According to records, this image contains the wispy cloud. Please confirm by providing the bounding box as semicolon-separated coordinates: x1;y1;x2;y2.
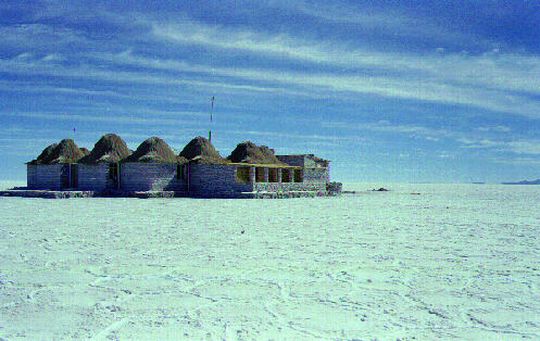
152;18;540;91
322;120;449;142
225;129;364;143
324;119;540;161
2;18;540;119
0;23;88;50
149;20;540;117
0;53;308;98
490;156;540;166
84;49;540;119
504;140;540;155
459;137;540;155
1;111;202;127
265;0;487;48
477;125;511;133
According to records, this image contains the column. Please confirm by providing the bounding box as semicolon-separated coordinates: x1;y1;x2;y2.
249;166;256;183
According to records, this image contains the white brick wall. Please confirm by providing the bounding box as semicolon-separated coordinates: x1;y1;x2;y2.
78;164;112;191
26;164;64;190
121;163;186;191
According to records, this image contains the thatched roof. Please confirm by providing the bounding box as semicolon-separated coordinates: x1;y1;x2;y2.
29;139;87;164
179;136;228;164
228;141;285;165
123;137;179;163
79;133;132;164
310;154;330;167
32;143;58;164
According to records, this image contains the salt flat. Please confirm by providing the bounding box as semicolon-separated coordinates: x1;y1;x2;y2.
0;183;539;340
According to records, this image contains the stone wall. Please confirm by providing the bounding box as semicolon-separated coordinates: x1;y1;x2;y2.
26;164;64;190
78;164;113;191
276;155;305;167
277;154;329;169
189;164;328;197
304;167;329;184
251;166;328;195
188;164;253;198
120;163;186;192
26;161;333;197
27;164;37;189
253;181;326;194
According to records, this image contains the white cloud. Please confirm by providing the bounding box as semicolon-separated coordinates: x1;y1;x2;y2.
151;19;540;93
459;137;540;155
0;55;304;97
505;140;540;155
42;54;65;62
15;52;33;60
2;17;540;119
476;125;511;133
267;0;489;48
82;50;540;119
225;129;363;143
322;120;449;142
458;138;500;149
149;20;540;117
0;111;202;127
490;156;540;165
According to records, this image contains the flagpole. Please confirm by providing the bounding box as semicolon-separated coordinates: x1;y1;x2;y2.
209;96;214;142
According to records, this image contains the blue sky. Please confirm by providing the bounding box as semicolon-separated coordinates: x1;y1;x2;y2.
1;0;539;182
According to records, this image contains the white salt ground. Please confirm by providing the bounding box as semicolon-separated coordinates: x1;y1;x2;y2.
0;182;539;340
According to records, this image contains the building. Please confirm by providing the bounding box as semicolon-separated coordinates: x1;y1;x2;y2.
120;137;187;192
27;139;88;190
24;134;340;198
77;133;132;191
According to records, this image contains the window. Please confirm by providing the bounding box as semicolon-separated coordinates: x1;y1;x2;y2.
268;168;278;182
281;169;291;182
294;169;303;182
236;166;250;183
255;167;265;182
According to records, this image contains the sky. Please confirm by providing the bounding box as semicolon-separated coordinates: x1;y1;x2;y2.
1;0;539;183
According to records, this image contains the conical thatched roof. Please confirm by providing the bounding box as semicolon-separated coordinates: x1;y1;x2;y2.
123;137;179;163
179;136;227;164
32;143;58;164
228;141;284;165
79;133;132;164
29;139;87;164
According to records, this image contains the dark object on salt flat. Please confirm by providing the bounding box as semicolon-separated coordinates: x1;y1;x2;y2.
79;133;132;163
327;182;343;196
373;187;389;192
29;139;87;164
179;136;227;164
228;141;285;165
502;179;540;185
